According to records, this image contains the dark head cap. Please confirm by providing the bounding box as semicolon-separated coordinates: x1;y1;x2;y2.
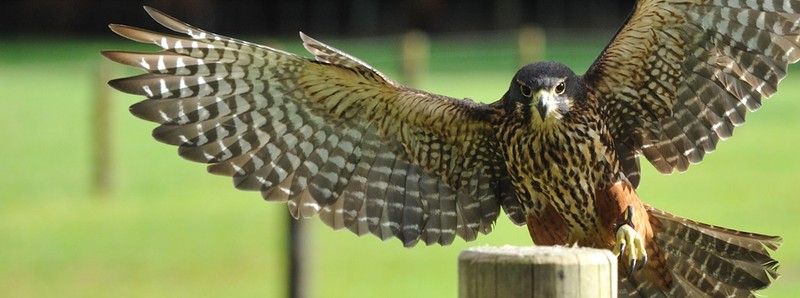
506;61;586;122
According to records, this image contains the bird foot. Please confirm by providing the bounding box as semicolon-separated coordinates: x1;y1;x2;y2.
612;206;647;277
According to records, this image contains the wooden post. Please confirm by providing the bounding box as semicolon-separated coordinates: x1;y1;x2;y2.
93;60;115;197
459;246;617;298
518;25;546;67
288;216;310;298
401;30;429;88
261;37;312;298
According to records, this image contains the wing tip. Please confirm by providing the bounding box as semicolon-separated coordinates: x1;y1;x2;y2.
107;24;132;38
106;77;130;93
143;6;190;34
99;50;115;61
107;76;152;97
128;101;162;123
142;5;158;16
99;50;133;66
299;31;323;58
142;6;168;24
298;31;318;46
106;24;157;44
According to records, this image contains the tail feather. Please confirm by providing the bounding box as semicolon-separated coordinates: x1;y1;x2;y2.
649;207;782;253
655;221;778;288
631;205;781;297
660;241;761;297
657;220;780;269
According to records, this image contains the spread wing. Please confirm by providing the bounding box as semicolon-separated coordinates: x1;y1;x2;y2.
102;7;524;247
585;0;800;187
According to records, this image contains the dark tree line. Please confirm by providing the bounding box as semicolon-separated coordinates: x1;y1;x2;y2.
0;0;632;36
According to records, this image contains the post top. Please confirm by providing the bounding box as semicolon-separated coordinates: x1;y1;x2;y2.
458;245;618;297
459;245;616;265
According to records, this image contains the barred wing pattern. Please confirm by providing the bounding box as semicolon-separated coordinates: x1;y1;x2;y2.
102;7;524;247
585;0;800;187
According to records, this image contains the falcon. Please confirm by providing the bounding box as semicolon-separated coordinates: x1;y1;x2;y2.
103;2;797;296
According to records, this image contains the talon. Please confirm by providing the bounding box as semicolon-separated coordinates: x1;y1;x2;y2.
616;240;626;258
639;255;648;271
628;258;636;278
613;205;648;275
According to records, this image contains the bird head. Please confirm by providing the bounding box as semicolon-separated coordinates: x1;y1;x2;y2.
505;61;586;125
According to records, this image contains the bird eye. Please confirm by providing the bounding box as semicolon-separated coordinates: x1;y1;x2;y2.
520;85;532;97
554;82;566;95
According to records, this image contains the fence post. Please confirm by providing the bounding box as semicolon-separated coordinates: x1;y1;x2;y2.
93;60;115;197
518;25;546;67
459;246;617;298
401;30;429;88
288;217;310;298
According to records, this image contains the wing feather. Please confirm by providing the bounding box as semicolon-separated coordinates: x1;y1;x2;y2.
103;7;523;246
586;0;800;184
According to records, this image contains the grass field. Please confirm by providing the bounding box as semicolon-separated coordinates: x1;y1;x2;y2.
1;33;799;297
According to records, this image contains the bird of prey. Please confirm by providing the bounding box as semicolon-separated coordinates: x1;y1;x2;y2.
103;2;798;296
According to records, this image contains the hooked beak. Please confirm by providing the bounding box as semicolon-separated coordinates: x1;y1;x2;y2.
534;90;552;121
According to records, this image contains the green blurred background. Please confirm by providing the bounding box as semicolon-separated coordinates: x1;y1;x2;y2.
2;15;800;298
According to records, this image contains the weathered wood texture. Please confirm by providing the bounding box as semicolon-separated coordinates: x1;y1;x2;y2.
459;246;617;298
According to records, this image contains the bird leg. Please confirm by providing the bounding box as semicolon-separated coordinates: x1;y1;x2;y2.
612;205;648;277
